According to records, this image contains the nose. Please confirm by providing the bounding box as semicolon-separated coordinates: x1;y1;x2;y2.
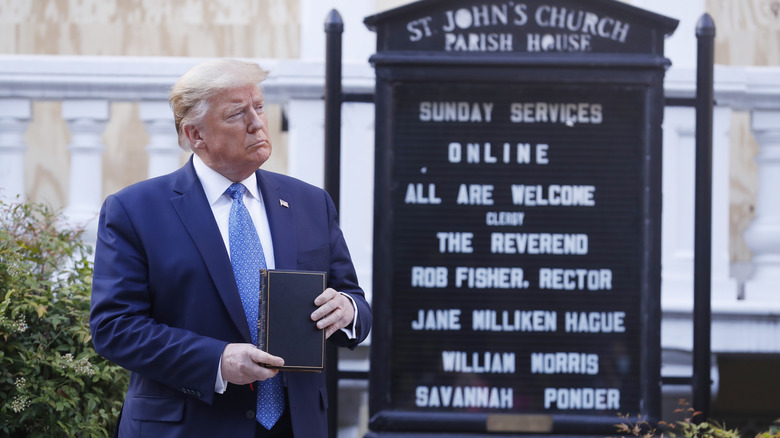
247;107;264;133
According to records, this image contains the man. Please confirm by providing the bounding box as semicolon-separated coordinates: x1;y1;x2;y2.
90;59;371;438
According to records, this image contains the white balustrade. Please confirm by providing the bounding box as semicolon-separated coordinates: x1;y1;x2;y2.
1;54;780;438
61;99;109;245
339;102;376;305
140;100;181;178
661;104;737;315
744;109;780;301
286;98;326;187
0;98;31;202
0;55;778;337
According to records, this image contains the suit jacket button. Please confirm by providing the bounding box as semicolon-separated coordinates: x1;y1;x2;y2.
246;410;255;419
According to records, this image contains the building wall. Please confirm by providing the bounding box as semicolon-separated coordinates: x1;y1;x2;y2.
2;0;778;432
706;0;780;264
0;0;299;58
0;0;776;271
1;0;299;208
709;0;780;66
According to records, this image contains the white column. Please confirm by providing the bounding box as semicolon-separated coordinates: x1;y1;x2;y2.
744;109;780;301
286;98;376;303
661;105;737;313
711;106;739;304
661;106;696;312
140;100;180;178
62;99;109;246
0;98;32;201
340;102;375;304
286;99;325;187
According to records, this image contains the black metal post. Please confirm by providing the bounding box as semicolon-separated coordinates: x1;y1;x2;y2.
324;9;343;438
693;13;715;419
325;9;343;211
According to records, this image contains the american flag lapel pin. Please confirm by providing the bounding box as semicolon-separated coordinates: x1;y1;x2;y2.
279;199;289;208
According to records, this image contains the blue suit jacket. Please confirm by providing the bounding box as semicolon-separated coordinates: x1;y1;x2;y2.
90;158;371;438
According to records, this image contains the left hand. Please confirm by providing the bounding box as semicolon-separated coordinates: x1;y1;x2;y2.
311;287;354;338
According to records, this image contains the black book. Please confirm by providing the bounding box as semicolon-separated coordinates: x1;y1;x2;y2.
258;269;326;372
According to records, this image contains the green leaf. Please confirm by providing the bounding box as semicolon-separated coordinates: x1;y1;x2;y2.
0;199;129;436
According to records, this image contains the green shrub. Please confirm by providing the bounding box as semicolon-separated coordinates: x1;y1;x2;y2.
614;399;780;438
0;199;128;437
659;400;740;438
756;421;780;438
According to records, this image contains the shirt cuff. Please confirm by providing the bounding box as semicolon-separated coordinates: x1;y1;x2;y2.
215;356;228;394
338;292;359;340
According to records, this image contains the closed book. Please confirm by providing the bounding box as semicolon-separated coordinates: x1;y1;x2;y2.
258;269;326;372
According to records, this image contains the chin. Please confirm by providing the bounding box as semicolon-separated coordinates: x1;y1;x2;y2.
252;150;272;168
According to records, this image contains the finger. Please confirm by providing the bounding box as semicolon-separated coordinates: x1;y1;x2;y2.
310;303;331;322
316;310;341;331
313;287;337;307
249;348;285;368
317;307;353;337
311;290;339;321
222;344;280;384
316;296;348;326
324;319;348;338
246;350;283;381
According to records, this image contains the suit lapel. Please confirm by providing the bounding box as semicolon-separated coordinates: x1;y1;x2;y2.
256;170;297;270
170;159;253;342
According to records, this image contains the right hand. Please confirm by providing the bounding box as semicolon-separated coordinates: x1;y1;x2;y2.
220;343;284;385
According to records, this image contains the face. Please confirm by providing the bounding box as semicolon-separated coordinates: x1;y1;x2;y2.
187;84;272;182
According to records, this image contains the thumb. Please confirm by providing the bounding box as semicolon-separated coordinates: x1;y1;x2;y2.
251;349;285;368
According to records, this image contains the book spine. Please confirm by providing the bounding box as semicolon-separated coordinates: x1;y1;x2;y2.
258;268;268;351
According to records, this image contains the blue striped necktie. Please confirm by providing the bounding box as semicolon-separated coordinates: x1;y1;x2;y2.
225;182;285;429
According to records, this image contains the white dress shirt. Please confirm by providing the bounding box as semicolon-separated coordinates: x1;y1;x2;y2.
194;155;276;270
192;155;357;394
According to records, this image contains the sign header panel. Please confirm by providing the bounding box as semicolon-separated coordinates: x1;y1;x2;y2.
365;0;678;55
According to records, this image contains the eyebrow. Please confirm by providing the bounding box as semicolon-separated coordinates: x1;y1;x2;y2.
223;97;265;114
223;102;245;114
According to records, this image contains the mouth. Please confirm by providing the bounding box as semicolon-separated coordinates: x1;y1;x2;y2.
248;140;268;149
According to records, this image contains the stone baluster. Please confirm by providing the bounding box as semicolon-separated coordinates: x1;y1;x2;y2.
744;109;780;301
0;98;32;201
661;105;737;311
287;99;325;187
140;100;181;178
340;102;375;304
62;99;109;246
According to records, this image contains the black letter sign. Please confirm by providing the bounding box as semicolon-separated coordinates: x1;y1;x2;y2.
366;0;677;435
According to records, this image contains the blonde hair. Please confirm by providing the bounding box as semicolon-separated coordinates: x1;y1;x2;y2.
169;59;269;151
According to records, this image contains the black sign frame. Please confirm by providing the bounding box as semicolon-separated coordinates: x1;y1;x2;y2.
366;1;677;435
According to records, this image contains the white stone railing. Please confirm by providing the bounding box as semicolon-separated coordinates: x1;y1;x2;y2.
663;66;780;311
0;54;377;303
655;66;780;363
1;55;779;355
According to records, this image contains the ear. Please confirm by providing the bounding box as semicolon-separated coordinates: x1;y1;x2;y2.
183;124;206;150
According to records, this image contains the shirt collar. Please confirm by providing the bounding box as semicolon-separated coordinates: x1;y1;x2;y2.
192;154;261;205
